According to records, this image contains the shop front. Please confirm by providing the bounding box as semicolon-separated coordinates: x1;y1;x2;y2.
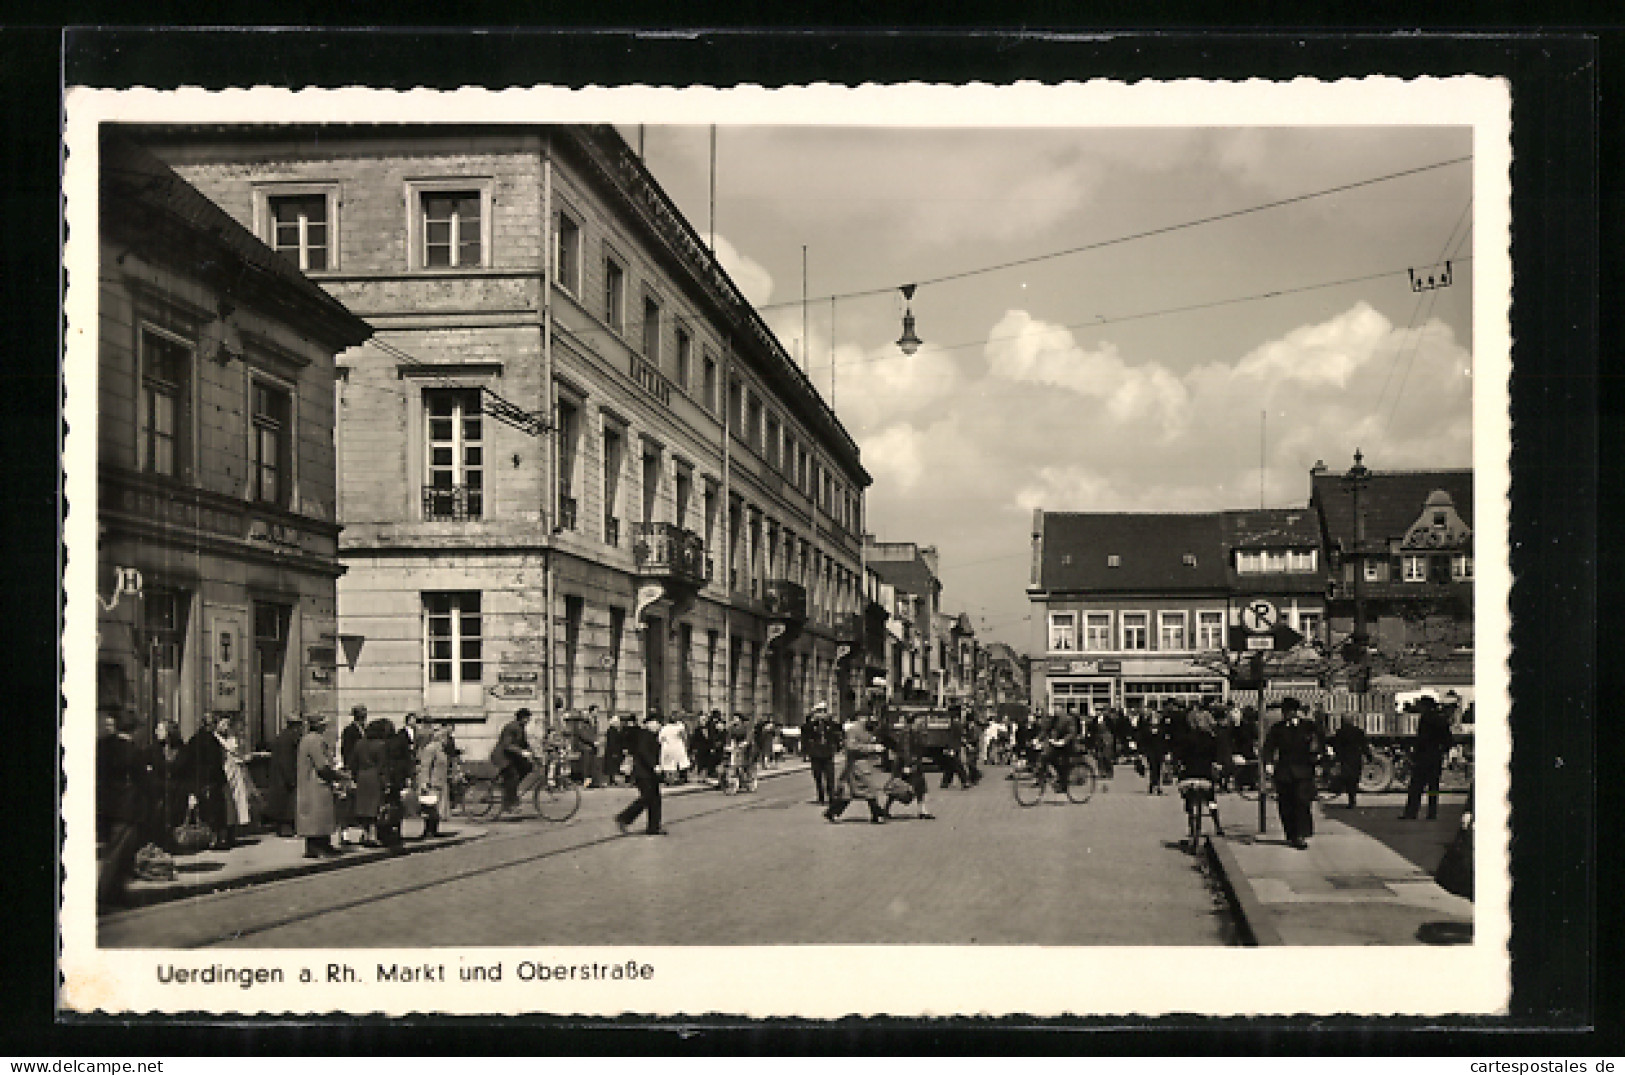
1041;656;1225;715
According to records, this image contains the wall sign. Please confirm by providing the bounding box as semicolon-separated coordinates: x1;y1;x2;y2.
205;605;247;713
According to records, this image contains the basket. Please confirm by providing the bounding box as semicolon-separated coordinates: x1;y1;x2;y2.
171;796;213;854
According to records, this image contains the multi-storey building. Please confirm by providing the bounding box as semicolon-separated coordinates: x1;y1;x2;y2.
1310;460;1473;685
1220;507;1329;687
96;136;373;749
982;642;1029;708
866;539;943;698
147;124;869;754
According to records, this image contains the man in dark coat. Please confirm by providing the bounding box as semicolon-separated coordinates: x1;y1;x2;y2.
1261;697;1323;849
802;701;842;804
97;707;147;906
615;714;666;835
186;713;229;845
1401;696;1455;820
491;708;534;814
1330;714;1372;808
884;709;935;819
602;711;625;787
264;716;304;837
1039;707;1080;794
340;705;368;774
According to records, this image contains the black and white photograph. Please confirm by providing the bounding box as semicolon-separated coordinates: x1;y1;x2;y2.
62;78;1512;1017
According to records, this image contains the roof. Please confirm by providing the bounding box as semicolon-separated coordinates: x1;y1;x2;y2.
1221;508;1321;548
1311;469;1473;548
1038;513;1229;593
985;642;1022;664
101;135;370;349
868;556;939;598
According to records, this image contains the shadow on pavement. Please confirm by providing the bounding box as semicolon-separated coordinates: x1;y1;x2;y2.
1416;920;1474;945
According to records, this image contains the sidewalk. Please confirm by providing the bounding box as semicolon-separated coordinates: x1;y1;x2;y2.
110;758;812;911
1207;791;1473;945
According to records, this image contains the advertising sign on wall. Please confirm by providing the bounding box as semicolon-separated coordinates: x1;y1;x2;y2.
205;604;247;712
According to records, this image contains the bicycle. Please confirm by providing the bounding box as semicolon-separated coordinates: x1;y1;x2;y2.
461;749;582;822
717;742;759;795
1011;748;1096;807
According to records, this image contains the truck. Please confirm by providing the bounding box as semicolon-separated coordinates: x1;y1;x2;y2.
875;700;965;772
1341;687;1474;793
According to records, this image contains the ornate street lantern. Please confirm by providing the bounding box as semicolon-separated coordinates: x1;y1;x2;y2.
896;283;922;356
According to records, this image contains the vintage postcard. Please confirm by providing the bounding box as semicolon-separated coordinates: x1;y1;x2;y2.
62;77;1511;1017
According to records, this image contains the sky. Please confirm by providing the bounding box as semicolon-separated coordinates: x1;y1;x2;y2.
627;125;1477;655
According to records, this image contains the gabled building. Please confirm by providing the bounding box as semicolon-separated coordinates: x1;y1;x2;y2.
1219;507;1328;685
865;538;943;699
96;136;373;749
982;642;1029;708
1310;462;1473;684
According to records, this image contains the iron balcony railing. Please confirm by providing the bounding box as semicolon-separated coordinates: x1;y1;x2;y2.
423;483;482;521
631;522;706;586
763;579;808;624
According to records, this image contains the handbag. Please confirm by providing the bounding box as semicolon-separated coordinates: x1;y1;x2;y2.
400;785;421;819
883;775;915;805
171;795;213;854
134;843;175;881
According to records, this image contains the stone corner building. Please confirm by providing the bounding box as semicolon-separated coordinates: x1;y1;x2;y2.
97;134;373;749
146;124;870;755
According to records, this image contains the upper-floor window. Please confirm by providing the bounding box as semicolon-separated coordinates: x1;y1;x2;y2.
419;190;483;269
702;352;718;414
1263;550;1288;573
1236;550;1262;573
1363;558;1384;582
554;210;580;294
1084;612;1112;651
1402;554;1428;583
675;466;692;531
268;194;330;272
604;257;626;333
424;388;483;520
251;380;292;508
1452;553;1474;580
1197;610;1225;650
1290;549;1317;571
139;327;192;480
1158;611;1187;651
641;446;661;527
1121;612;1149;651
675;327;692;392
1296;611;1322;643
746;392;763;453
1048;612;1076;652
641;295;662;363
602;423;625;545
555;396;580;529
765;414;780;469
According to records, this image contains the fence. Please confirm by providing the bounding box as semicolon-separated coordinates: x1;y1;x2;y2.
1227;688;1470;738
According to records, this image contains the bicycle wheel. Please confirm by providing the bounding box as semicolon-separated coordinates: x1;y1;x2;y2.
533;777;581;822
1358;753;1395;794
463;778;501;819
1012;763;1047;808
1064;759;1096;804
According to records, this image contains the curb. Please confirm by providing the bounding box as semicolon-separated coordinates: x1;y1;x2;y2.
1204;835;1284;947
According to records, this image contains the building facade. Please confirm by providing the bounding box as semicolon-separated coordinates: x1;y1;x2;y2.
149;125;869;755
97;136;373;749
865;539;944;700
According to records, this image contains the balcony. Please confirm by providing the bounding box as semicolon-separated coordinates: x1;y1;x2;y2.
556;494;578;532
834;611;864;645
631;522;706;588
763;579;808;626
423;483;482;522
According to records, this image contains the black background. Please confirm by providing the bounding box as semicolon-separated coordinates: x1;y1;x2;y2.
3;19;1611;1055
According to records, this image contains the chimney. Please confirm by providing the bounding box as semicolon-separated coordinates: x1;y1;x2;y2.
1030;508;1044;588
919;545;940;578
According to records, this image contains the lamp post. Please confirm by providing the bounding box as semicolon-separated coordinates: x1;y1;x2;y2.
1341;449;1373;688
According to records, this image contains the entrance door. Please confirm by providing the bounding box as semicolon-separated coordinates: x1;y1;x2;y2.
768;645;788;723
643;615;666;717
251;604;289;751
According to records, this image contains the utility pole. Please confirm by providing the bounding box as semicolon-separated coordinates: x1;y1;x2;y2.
1343;449;1372;691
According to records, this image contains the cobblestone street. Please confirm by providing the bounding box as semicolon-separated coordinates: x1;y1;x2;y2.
100;768;1232;948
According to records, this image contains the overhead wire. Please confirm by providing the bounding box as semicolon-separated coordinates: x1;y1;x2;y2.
1378;197;1474;430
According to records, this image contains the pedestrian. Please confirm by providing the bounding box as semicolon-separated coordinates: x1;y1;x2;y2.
491;708;535;815
575;705;603;788
825;711;888;824
145;719;187;849
296;712;342;859
185;713;231;849
802;701;841;805
1174;707;1224;842
1329;713;1372;808
658;711;691;784
1261;697;1323;849
602;707;624;787
937;708;976;790
1401;696;1454;820
1212;708;1236;793
97;705;147;906
263;716;304;838
755;716;777;769
1139;711;1168;794
1094;713;1116;778
417;725;450;838
883;708;934;820
615;713;667;836
381;718;416;844
352;717;394;845
218;717;254;848
340;704;368;775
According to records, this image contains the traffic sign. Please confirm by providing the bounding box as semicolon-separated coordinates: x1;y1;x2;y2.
1240;599;1279;634
1245;635;1275;651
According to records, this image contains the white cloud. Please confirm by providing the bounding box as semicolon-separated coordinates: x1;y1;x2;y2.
860;424;929;492
712;234;774;307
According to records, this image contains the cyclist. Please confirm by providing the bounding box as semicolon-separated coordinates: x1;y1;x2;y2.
1037;706;1080;795
1175;707;1224;842
490;708;535;815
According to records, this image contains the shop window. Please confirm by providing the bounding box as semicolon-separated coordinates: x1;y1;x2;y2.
423;388;483;520
424;591;482;706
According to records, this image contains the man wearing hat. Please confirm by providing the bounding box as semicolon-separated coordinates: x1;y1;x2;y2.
264;714;305;837
1401;695;1454;820
803;701;842;805
492;708;535;815
615;713;667;835
1261;697;1323;849
296;713;342;859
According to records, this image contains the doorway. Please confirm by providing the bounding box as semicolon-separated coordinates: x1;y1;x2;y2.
251;603;289;751
643;615;666;717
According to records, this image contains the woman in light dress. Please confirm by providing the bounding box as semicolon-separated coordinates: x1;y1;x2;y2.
218;716;255;847
657;714;691;784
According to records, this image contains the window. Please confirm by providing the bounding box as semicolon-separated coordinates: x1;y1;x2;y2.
423;389;483;520
139;328;190;479
1403;554;1428;583
728;378;743;431
1048;612;1077;652
675;467;692;531
1182;553;1197;567
641;446;661;526
1236;550;1262;573
1084;612;1112;651
1106;554;1121;569
1363;558;1383;582
555;397;580;529
420;190;482;268
1121;612;1149;650
766;414;780;469
1452;553;1474;580
554;211;580;294
1432;510;1447;527
702;353;717;413
1197;610;1225;650
562;595;583;708
641;295;662;363
603;425;625;545
704;485;718;560
746;392;763;452
251;380;292;507
604;257;626;332
1263;550;1288;573
1290;549;1318;572
674;327;692;391
1158;611;1188;651
268;194;329;272
424;591;482;706
607;607;625;713
1296;611;1321;643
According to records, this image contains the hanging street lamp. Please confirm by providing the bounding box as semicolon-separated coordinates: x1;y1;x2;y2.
896;283;922;356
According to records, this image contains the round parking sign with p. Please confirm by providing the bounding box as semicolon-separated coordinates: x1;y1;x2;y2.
1241;599;1278;633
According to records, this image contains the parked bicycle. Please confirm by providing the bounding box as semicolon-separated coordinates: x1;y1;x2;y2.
1011;749;1096;807
459;747;581;822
